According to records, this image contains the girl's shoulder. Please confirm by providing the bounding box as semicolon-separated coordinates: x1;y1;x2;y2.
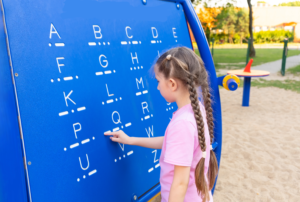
170;109;197;130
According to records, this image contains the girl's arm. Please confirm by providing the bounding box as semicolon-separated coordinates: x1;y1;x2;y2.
104;130;164;149
168;165;190;202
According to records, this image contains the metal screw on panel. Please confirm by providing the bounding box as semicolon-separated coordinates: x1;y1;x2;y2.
142;0;146;4
15;73;18;77
28;161;31;165
177;4;179;8
133;195;137;200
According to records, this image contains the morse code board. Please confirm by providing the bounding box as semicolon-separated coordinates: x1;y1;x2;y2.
1;0;193;201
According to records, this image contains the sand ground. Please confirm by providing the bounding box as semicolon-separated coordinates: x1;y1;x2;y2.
151;84;300;202
213;86;300;202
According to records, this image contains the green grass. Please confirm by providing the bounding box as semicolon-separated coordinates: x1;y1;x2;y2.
287;64;300;76
251;78;300;93
195;48;300;70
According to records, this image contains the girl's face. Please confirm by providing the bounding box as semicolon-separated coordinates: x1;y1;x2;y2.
154;65;177;103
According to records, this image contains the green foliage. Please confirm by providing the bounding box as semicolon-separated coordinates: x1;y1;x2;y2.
214;6;248;44
215;5;237;43
235;9;249;44
253;30;294;43
277;1;300;6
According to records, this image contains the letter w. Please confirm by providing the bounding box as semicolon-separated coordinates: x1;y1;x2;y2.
145;125;154;138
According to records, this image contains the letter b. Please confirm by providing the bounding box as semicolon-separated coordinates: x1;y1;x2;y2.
93;25;103;39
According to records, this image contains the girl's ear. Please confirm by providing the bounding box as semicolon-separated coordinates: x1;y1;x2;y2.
168;78;178;92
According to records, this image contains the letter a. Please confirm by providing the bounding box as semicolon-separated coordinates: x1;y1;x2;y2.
49;23;61;39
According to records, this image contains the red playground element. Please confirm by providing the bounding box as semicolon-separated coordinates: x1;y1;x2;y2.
243;59;253;73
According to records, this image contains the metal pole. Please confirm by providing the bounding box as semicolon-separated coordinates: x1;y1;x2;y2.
242;77;251;107
281;39;288;76
246;38;251;65
212;38;215;57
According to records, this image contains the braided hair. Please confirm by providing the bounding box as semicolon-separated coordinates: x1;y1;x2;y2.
155;47;218;200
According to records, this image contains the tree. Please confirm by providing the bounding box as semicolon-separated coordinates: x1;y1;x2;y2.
235;9;249;44
247;0;255;57
215;4;237;43
197;6;221;31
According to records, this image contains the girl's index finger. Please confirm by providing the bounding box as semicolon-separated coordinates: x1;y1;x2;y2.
104;131;113;136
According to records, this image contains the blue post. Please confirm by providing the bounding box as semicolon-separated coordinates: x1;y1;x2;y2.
242;77;251;107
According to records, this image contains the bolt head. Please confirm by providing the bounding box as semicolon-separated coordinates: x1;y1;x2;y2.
177;4;179;8
133;195;137;200
143;0;146;2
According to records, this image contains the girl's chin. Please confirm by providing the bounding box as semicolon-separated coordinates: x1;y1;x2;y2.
164;98;175;103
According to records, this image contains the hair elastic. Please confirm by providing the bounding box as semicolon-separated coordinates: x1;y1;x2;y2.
202;151;206;158
166;54;172;60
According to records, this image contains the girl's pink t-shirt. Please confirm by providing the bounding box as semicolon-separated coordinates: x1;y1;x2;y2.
159;102;213;202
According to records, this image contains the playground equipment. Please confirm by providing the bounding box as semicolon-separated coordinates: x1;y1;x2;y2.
227;59;270;107
0;0;239;201
281;38;289;76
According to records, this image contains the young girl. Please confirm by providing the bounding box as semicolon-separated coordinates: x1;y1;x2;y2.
104;47;218;202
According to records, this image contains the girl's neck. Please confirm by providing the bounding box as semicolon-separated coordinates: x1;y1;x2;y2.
175;91;191;109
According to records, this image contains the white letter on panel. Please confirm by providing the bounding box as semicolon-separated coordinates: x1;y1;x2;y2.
56;57;65;73
93;25;103;39
112;111;122;124
151;27;158;38
99;55;108;68
145;125;154;138
136;77;144;89
106;84;114;97
79;154;90;170
49;23;61;39
141;102;149;114
152;150;159;163
172;28;178;38
125;26;133;39
73;123;81;139
63;90;76;107
130;52;139;64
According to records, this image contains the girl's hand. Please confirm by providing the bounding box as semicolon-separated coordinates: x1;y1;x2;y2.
104;130;132;145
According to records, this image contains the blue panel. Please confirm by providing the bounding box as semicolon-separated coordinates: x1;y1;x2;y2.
1;0;194;201
0;6;28;202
